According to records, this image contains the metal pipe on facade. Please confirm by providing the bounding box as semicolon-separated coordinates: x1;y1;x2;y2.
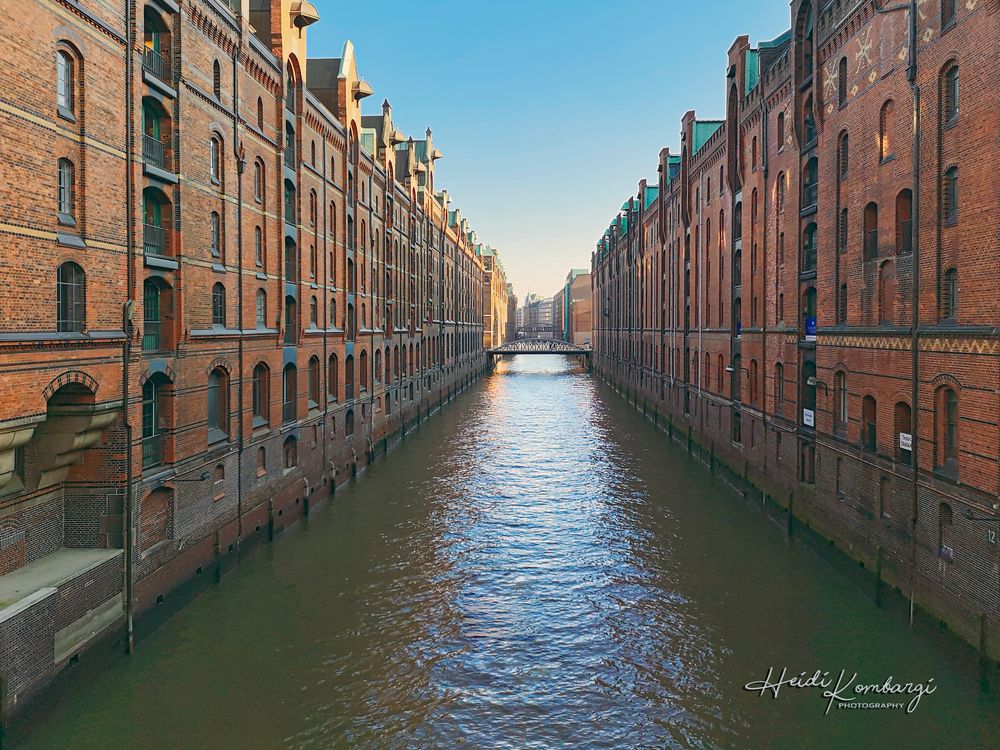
123;0;137;657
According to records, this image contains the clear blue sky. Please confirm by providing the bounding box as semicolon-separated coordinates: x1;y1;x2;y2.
307;1;791;302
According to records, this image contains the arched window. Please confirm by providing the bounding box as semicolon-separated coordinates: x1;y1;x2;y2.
943;166;958;224
894;401;912;464
776;172;785;213
211;282;226;326
802;157;818;208
308;356;320;407
895;190;913;253
56;158;76;223
255;288;266;327
863;203;879;260
253;160;264;202
941;0;956;27
309;189;317;226
879;101;894;160
751;136;758;171
309;295;317;327
207;368;229;440
750;359;759;404
254;226;264;267
252;363;269;424
256;97;264;129
344;354;355;399
375;349;383;383
345;409;355;436
282;364;297;423
839;208;849;253
283;436;297;469
285;65;296;112
210;136;222;182
838;132;849;179
803;95;816;143
210;211;222;257
284;296;297;344
360;350;369;390
284;179;296;223
57;261;86;332
775;362;784;408
838;57;848;107
212;60;221;99
329;297;337;328
57;50;75;116
834;371;848;426
940;267;958;321
838;283;848;323
935;387;959;474
862;395;877;452
942;63;959;123
282;240;298;285
328;353;339;401
310;141;316;166
802;287;817;339
141;374;170;469
801;223;817;271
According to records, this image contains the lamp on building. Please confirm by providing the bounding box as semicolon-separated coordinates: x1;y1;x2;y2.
725;365;750;376
806;375;829;391
290;1;320;28
962;505;998;522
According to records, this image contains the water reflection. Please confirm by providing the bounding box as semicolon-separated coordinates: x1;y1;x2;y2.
14;356;998;749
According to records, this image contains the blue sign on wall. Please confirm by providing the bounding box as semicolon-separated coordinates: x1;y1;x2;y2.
805;316;817;338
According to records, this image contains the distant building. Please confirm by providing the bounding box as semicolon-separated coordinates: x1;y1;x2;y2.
559;269;592;346
505;285;518;343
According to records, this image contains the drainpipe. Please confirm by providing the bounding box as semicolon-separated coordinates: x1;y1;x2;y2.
232;38;245;553
760;94;769;480
123;0;137;657
906;0;921;627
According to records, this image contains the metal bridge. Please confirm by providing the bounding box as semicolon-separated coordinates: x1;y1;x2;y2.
489;338;592;357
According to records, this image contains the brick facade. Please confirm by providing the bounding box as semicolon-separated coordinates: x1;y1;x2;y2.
0;0;499;717
593;0;1000;659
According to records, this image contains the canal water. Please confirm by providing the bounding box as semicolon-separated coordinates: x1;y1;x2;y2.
12;356;999;749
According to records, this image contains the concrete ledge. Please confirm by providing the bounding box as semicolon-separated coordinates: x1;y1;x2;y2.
0;586;55;625
54;593;124;664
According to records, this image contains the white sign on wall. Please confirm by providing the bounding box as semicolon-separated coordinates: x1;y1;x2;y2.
803;409;815;427
899;432;912;451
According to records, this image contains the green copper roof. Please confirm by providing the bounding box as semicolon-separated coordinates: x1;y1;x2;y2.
643;186;659;209
693;121;723;155
759;29;792;50
745;49;760;95
664;155;681;186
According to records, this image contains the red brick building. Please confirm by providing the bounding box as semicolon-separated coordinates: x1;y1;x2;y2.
594;0;1000;658
0;0;493;714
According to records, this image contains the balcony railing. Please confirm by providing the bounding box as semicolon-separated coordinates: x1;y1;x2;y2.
896;221;912;254
144;223;167;256
141;433;163;469
142;319;161;352
143;47;170;82
864;230;879;260
143;134;167;170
